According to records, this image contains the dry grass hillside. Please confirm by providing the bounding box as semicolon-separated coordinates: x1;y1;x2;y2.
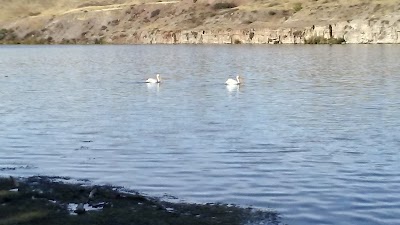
0;0;399;43
1;0;399;25
0;0;161;22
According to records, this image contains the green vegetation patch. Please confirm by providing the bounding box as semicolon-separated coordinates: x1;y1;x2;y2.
212;2;237;10
151;9;161;18
0;28;10;41
293;2;303;12
0;28;54;44
305;36;346;44
28;12;41;17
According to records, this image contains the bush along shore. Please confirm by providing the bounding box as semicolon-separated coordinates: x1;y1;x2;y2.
0;176;282;225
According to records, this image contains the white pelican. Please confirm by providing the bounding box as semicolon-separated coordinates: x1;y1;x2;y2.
225;75;241;85
145;74;161;83
88;188;97;200
74;203;86;215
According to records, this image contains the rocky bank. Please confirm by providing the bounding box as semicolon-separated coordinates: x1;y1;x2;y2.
0;176;280;225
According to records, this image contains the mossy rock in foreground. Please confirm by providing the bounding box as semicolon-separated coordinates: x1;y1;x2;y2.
0;176;282;225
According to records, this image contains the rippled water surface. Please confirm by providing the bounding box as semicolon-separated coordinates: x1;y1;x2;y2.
1;45;400;225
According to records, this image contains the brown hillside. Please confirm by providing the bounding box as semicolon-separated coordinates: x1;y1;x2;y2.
0;0;399;44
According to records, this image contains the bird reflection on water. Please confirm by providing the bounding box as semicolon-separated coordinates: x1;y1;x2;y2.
146;82;160;93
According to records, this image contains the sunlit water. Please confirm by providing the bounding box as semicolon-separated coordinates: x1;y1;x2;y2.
1;45;400;225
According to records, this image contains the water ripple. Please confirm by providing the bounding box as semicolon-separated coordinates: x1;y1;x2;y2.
1;45;400;225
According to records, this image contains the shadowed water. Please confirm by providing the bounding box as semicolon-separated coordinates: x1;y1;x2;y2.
1;45;400;225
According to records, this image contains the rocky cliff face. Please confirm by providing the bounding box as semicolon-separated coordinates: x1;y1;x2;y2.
124;19;400;44
98;16;400;44
1;1;399;44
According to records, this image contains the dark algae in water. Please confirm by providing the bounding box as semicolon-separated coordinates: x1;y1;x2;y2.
0;176;282;225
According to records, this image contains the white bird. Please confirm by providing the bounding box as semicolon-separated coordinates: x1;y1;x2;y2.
145;74;161;83
225;75;241;85
88;188;97;200
74;203;86;215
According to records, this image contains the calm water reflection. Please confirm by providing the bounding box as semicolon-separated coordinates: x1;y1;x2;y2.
1;45;400;225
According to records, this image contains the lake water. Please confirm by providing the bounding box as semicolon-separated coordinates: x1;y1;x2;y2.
1;45;400;225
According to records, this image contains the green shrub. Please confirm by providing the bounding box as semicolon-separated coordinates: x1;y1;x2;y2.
233;39;242;44
293;30;303;37
293;2;302;12
305;36;346;44
330;37;346;44
212;2;237;10
0;29;18;43
0;29;7;40
28;12;41;16
151;9;161;18
305;36;323;44
94;38;105;44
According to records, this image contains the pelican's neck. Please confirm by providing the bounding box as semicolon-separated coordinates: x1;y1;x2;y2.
156;74;160;82
236;76;240;84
